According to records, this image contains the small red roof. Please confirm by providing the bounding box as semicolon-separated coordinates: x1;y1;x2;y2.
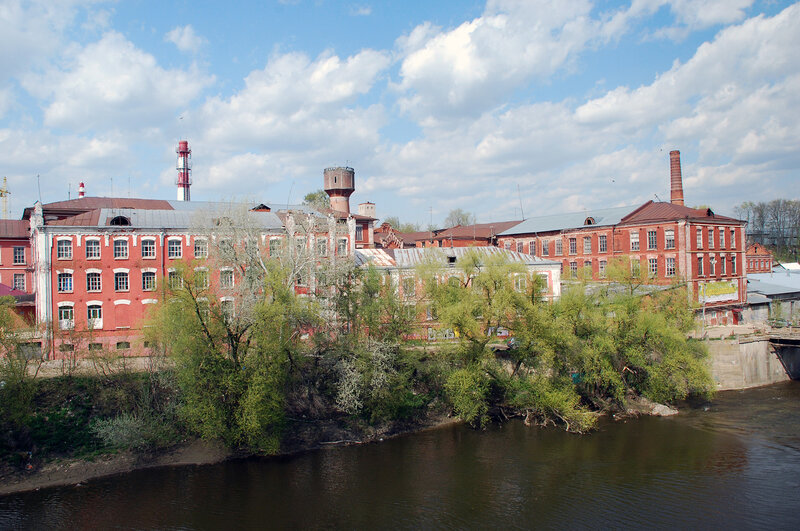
47;210;103;226
434;220;523;241
0;220;29;239
0;283;27;297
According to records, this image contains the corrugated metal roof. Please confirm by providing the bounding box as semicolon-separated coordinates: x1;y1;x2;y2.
499;205;635;235
47;207;284;230
748;272;800;295
0;220;29;238
360;246;560;268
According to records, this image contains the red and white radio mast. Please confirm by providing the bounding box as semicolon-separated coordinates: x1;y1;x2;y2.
176;140;192;201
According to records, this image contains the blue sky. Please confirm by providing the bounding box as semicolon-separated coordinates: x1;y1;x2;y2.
1;0;798;226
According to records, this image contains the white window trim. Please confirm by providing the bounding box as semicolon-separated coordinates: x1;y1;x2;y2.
57;301;75;308
113;268;130;274
142;299;158;305
141;267;157;274
86;268;102;274
114;299;131;306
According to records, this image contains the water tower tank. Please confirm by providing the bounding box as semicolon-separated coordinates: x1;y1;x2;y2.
324;166;355;214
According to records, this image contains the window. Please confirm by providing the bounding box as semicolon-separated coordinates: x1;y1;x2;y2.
721;255;727;275
221;300;234;320
13;274;24;291
555;239;563;256
630;231;640;251
504;242;511;250
514;274;527;292
720;229;726;248
583;237;591;254
88;343;103;351
269;238;282;256
115;272;129;292
697;256;704;276
337;238;348;256
168;239;182;258
665;230;675;249
57;239;72;259
194;239;208;259
141;239;156;259
648;258;658;277
696;228;703;249
356;225;363;241
87;272;101;292
195;269;209;289
599;260;607;278
599;235;607;253
317;238;328;256
168;270;182;289
220;269;234;289
528;241;536;255
142;271;156;291
517;242;523;253
116;341;131;350
57;272;73;293
731;255;737;274
402;277;415;297
541;240;549;256
13;246;25;265
647;230;657;250
86;239;101;259
666;257;676;277
114;239;128;259
58;306;74;330
87;305;102;329
709;256;716;276
584;260;592;274
730;229;736;249
569;238;577;255
569;262;578;278
59;344;75;352
708;228;715;249
631;259;641;277
295;237;305;254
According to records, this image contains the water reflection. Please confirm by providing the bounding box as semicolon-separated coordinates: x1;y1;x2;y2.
2;382;799;529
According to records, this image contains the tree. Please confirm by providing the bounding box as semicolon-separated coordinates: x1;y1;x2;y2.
303;189;330;211
444;209;475;228
0;297;39;446
382;216;420;233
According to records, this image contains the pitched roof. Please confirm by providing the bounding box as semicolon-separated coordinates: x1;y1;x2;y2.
434;220;523;241
0;220;29;238
23;196;175;220
356;246;559;269
47;207;283;230
499;206;635;236
620;201;742;225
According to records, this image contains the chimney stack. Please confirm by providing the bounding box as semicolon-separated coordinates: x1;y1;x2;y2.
78;182;85;198
176;140;192;202
669;150;684;206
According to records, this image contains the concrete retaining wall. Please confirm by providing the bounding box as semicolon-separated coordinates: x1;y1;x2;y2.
707;338;790;391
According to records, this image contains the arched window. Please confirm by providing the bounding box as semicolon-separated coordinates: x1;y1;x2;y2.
110;216;131;226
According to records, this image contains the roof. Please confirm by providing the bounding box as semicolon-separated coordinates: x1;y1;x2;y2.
23;196;175;220
0;283;27;297
434;221;522;241
500;205;634;236
749;271;800;294
0;220;29;238
47;207;284;231
620;201;742;225
355;246;560;269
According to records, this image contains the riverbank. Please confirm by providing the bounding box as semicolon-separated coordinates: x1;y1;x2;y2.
0;410;459;496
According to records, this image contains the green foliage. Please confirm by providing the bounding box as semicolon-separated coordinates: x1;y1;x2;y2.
444;366;490;427
303;189;330;210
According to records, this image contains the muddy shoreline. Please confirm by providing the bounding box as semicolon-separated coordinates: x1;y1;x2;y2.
0;413;460;496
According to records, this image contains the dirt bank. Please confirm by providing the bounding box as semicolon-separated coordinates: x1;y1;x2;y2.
0;413;459;496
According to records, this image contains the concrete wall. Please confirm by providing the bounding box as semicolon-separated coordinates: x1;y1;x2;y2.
707;338;789;390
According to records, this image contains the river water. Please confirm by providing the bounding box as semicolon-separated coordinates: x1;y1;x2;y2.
2;382;800;529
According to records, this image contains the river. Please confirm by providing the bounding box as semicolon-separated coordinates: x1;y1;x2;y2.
2;382;800;529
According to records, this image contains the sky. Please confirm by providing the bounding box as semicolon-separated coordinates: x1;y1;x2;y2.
1;0;798;227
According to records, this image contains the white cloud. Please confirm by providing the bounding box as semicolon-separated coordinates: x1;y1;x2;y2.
350;5;371;16
165;24;206;54
28;31;214;132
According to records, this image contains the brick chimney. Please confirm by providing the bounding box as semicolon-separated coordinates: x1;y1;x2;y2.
669;150;684;206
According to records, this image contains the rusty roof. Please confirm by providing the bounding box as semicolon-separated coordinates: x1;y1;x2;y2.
0;220;29;238
356;246;559;269
434;220;523;241
23;196;175;220
620;201;742;225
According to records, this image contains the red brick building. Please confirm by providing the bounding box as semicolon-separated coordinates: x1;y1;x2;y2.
0;220;32;294
746;243;773;273
498;151;747;323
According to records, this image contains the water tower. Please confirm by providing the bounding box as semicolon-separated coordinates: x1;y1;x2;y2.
176;140;192;201
324;166;355;214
